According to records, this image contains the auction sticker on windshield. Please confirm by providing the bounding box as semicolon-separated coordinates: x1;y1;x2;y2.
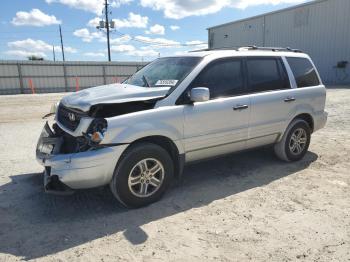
155;80;178;86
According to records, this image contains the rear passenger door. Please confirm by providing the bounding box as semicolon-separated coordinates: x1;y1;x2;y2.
246;57;295;148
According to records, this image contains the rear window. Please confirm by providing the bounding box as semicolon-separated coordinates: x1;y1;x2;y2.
287;57;320;88
246;57;290;93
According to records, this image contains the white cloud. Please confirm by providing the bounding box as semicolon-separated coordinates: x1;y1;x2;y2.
110;0;133;8
110;35;132;44
145;24;165;35
74;28;132;44
134;35;180;47
73;28;104;42
111;44;159;57
46;0;132;15
4;50;47;58
170;25;180;31
11;9;61;26
186;40;208;49
88;13;148;30
111;44;135;52
7;39;77;58
131;49;159;57
87;17;101;28
112;12;148;29
8;39;54;52
140;0;305;19
64;46;78;53
84;52;105;57
73;28;92;42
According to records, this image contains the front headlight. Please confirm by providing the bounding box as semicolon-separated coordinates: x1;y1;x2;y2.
43;102;59;119
50;102;59;114
87;118;108;144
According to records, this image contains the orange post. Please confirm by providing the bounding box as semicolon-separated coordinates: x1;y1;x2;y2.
28;78;35;94
75;77;80;92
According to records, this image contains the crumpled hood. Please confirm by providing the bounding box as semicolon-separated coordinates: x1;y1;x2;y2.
61;83;171;112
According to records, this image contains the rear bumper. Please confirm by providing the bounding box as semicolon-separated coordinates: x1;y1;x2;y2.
36;123;128;190
313;111;328;132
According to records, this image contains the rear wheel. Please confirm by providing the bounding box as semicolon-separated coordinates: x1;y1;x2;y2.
110;142;174;208
274;119;311;162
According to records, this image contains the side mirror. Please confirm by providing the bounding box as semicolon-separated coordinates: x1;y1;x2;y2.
190;87;210;103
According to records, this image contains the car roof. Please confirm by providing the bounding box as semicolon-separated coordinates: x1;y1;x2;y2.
167;49;310;59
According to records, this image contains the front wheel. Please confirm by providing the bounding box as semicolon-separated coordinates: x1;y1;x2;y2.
274;119;311;162
110;142;174;208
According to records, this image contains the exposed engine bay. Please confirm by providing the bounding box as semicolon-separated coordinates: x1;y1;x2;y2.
46;98;160;155
88;99;158;118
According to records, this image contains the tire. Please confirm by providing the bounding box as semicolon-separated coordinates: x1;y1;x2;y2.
274;119;311;162
110;142;174;208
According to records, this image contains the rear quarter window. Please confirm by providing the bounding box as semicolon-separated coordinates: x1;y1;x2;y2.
287;57;320;88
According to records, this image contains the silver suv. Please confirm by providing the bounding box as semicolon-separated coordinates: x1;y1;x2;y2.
36;47;328;208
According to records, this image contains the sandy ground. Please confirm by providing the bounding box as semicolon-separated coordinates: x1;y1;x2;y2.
0;88;349;261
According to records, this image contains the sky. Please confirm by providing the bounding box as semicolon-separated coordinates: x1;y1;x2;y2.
0;0;311;62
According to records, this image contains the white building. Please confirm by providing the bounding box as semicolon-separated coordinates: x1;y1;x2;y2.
207;0;350;85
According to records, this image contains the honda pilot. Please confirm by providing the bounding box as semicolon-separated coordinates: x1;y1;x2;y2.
36;47;328;208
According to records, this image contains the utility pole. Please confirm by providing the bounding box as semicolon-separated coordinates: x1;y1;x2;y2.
96;1;114;61
104;0;111;62
52;45;56;61
59;25;65;61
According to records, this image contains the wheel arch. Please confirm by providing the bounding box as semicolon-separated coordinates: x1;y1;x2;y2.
292;113;314;132
127;135;185;179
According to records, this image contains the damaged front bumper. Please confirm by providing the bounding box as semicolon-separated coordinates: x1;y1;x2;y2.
36;122;128;194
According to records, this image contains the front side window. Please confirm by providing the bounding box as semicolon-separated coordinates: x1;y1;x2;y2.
191;58;244;99
246;57;290;93
125;57;202;91
287;57;320;88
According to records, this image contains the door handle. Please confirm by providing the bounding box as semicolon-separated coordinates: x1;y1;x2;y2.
284;97;296;102
233;104;249;111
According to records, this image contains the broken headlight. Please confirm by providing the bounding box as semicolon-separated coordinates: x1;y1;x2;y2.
43;102;60;119
87;118;108;144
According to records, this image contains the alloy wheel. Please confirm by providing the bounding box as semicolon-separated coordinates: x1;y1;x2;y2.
128;158;165;198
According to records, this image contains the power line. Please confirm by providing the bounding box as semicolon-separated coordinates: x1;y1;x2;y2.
0;28;207;49
112;29;207;47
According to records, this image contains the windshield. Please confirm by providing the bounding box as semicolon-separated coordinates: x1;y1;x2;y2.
125;57;202;89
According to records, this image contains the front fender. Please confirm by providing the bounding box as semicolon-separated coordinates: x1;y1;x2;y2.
102;106;185;154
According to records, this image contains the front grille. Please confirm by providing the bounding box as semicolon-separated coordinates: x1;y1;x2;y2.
57;105;84;131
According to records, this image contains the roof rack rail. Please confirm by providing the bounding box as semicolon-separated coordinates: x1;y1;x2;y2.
239;45;303;53
189;46;303;53
189;47;238;52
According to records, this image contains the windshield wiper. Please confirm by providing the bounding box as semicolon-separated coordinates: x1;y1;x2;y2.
142;75;151;87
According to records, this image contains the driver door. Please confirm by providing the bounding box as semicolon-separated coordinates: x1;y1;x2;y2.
181;58;251;162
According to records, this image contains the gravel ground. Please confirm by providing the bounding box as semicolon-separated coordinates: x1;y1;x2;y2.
0;88;349;261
